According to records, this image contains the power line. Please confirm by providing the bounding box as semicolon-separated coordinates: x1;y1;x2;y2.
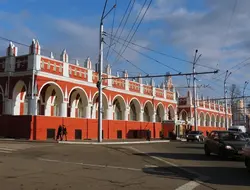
104;41;148;75
105;0;117;59
113;0;152;65
105;33;182;73
102;70;218;80
108;0;135;59
105;32;217;70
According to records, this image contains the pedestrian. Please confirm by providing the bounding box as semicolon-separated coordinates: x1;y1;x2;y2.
62;125;67;141
147;130;151;141
206;131;209;137
56;125;63;141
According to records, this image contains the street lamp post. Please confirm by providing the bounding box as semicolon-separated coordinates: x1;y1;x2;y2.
243;81;248;127
97;0;116;142
224;70;231;130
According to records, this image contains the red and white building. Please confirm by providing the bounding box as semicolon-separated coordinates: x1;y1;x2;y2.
0;40;231;140
177;91;232;136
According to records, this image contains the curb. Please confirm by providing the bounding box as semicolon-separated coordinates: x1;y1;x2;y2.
58;140;170;145
0;138;57;144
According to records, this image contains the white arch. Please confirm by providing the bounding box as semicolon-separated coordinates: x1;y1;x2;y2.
211;114;215;127
199;112;205;126
220;116;224;128
69;86;89;102
12;80;27;115
156;103;164;122
143;100;153;108
216;115;220;127
92;91;109;119
205;113;210;127
179;109;188;121
38;81;64;100
92;91;109;105
143;101;154;122
113;94;126;120
167;105;175;120
112;94;126;106
38;82;64;116
129;98;141;121
68;87;89;118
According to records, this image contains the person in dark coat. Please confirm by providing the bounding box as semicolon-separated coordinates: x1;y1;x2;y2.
56;125;63;141
62;125;67;141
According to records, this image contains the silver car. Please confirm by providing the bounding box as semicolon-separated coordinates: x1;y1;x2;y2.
187;131;204;142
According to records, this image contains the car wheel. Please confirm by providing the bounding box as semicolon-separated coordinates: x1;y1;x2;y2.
204;145;211;156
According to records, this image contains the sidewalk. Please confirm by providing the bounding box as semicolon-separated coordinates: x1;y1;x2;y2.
0;137;170;145
58;138;170;145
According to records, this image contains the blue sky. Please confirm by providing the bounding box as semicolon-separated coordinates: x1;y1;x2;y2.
0;0;250;98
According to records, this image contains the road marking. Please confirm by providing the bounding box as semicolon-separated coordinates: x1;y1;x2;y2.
0;150;11;153
175;181;200;190
0;147;16;151
129;146;210;190
58;140;170;145
38;158;142;172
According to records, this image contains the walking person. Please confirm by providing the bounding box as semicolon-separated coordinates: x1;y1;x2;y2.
56;125;63;141
62;125;67;141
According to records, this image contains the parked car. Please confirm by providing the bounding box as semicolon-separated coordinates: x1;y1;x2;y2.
243;141;250;172
204;130;248;158
228;125;247;133
186;131;204;142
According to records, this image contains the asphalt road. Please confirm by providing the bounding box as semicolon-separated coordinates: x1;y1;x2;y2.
0;140;249;190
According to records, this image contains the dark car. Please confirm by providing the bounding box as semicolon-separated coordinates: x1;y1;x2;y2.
187;131;204;142
204;130;248;158
243;141;250;172
240;132;250;141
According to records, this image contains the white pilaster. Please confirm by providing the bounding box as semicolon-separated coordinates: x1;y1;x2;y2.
60;101;68;117
107;106;113;120
124;80;129;91
152;112;156;122
87;70;93;82
45;103;51;116
63;62;69;77
139;109;144;122
70;105;76;118
85;104;91;118
124;108;129;121
140;84;143;94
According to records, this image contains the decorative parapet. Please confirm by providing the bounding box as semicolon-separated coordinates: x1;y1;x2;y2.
143;85;152;96
41;57;63;76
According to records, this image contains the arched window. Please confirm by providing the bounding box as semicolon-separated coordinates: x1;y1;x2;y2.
114;99;122;120
211;115;215;127
221;117;224;127
130;102;137;121
216;115;220;127
206;114;210;126
144;106;150;122
200;112;205;126
168;106;175;120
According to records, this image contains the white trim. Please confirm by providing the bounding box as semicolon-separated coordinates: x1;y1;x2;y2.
112;94;127;106
68;86;89;103
37;81;65;100
36;71;177;104
92;91;109;104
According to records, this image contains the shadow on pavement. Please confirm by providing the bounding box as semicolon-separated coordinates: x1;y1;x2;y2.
142;166;250;187
134;152;244;162
176;146;204;150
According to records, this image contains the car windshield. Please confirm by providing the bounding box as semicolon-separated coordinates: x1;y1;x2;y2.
188;131;201;134
229;128;241;132
219;132;246;141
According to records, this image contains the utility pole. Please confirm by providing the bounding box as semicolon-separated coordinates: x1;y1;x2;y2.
243;81;248;127
192;50;201;131
224;70;231;130
98;0;116;143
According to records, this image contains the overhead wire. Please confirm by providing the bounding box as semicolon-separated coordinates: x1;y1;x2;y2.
105;32;218;70
105;33;181;73
112;0;149;65
108;0;135;59
105;0;117;59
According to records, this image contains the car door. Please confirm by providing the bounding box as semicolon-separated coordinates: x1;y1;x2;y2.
209;132;220;154
206;132;215;153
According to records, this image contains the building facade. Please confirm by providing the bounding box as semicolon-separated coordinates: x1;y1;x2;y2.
0;40;231;140
177;91;232;136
